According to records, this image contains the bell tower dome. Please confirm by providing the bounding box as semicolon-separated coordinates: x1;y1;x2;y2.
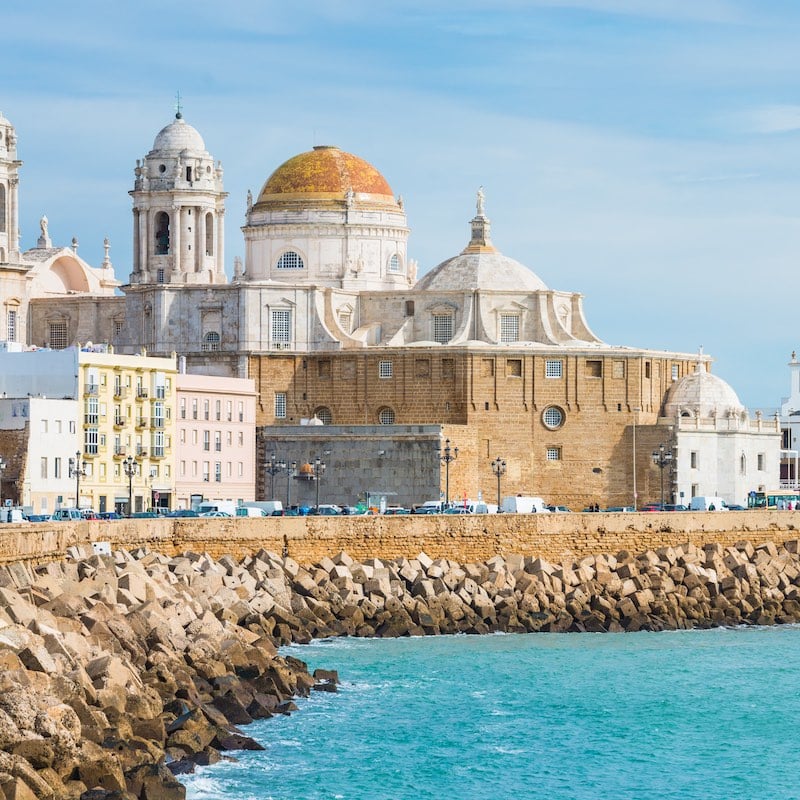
129;111;227;286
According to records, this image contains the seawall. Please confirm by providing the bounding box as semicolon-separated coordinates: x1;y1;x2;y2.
1;510;797;566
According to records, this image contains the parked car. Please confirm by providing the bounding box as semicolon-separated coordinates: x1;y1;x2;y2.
313;505;342;516
412;505;439;514
24;514;50;522
50;508;83;522
605;506;636;512
726;504;746;511
443;506;471;514
98;511;122;520
199;510;232;518
131;511;159;518
547;505;572;513
639;503;664;512
384;507;411;515
81;509;99;520
664;504;688;512
167;509;198;518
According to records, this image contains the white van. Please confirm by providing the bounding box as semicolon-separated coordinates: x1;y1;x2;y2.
500;496;550;514
195;500;239;516
689;496;728;511
235;506;268;518
240;500;283;516
50;508;83;522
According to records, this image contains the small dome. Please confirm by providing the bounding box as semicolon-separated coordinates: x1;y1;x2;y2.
664;363;744;418
151;114;206;153
414;251;548;292
256;146;395;207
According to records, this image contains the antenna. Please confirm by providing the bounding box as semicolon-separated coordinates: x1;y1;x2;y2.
174;90;183;119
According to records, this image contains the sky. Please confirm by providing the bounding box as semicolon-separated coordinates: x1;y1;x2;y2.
4;0;800;409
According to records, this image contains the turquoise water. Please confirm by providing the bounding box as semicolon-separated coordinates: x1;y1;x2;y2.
184;628;800;799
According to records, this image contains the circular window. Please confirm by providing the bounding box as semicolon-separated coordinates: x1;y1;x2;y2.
542;406;564;429
378;407;395;425
159;164;166;173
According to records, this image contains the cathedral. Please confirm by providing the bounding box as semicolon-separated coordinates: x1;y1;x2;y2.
0;108;778;509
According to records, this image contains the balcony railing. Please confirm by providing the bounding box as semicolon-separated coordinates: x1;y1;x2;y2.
136;447;148;457
113;387;128;399
84;383;99;396
151;447;165;458
137;387;149;399
136;417;148;429
113;447;126;458
113;416;125;428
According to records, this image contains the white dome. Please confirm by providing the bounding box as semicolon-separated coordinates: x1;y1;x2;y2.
414;251;548;292
151;114;206;153
664;363;744;418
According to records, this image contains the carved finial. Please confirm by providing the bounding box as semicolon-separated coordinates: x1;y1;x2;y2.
102;237;111;267
174;90;183;119
71;237;78;253
477;185;485;216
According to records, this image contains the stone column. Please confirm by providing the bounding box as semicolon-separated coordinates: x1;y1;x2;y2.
216;209;225;280
132;209;140;275
172;206;182;276
8;177;19;260
197;207;205;272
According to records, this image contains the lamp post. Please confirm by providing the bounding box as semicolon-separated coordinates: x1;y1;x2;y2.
68;451;87;509
632;407;640;510
314;456;326;512
490;456;506;508
264;452;287;500
440;438;458;507
0;456;6;513
122;455;138;517
652;443;673;509
286;460;297;510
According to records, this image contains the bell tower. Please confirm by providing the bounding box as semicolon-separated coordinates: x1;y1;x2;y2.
129;110;227;286
0;111;21;264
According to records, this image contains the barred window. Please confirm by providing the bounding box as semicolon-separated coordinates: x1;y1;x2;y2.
314;407;332;425
545;359;563;378
49;322;68;349
271;310;292;346
202;331;221;351
500;314;519;343
378;407;395;424
275;392;287;419
114;320;124;337
379;360;393;379
546;447;562;461
276;251;304;270
433;315;453;344
7;309;17;342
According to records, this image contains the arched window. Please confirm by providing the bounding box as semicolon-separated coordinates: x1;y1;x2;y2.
378;407;395;425
155;211;170;255
276;251;304;270
314;407;333;425
205;212;214;256
740;453;746;475
0;184;6;233
388;253;402;272
202;331;221;352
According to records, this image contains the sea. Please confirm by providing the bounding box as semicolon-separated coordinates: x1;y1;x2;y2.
184;627;800;800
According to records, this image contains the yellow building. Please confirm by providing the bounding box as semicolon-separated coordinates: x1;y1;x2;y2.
0;346;176;514
77;349;177;514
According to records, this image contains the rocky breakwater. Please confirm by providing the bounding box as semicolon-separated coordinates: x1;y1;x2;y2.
0;545;337;800
271;538;800;638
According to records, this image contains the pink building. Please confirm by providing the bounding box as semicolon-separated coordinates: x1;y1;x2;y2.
175;373;257;509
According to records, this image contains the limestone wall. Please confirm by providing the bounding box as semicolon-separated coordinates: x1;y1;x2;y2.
2;510;799;566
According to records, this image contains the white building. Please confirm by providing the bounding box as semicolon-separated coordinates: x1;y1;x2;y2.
0;397;78;514
662;364;780;506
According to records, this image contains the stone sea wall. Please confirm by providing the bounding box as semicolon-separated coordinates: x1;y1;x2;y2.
0;509;797;566
3;534;800;797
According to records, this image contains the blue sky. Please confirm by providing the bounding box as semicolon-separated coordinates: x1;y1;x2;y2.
5;0;800;408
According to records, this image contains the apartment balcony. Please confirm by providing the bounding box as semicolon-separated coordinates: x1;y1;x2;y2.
113;387;128;400
136;447;148;458
150;447;165;459
113;447;126;458
136;417;148;429
113;416;125;428
136;387;149;399
84;383;99;396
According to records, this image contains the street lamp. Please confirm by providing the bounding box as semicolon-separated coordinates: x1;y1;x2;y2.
0;456;6;514
264;452;287;500
490;456;506;508
440;438;459;507
68;451;88;509
652;443;673;509
314;456;326;512
122;455;138;517
286;460;297;510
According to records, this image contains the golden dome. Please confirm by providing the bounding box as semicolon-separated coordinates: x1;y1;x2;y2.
255;145;396;208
